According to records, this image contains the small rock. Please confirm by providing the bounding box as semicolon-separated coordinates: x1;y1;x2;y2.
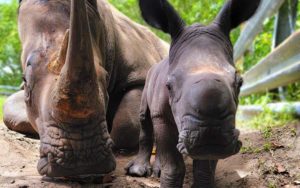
284;185;298;188
275;163;287;174
19;185;29;188
10;179;15;184
271;142;284;150
236;170;250;178
17;138;25;141
294;180;300;185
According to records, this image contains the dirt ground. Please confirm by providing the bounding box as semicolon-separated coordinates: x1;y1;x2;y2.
0;122;299;188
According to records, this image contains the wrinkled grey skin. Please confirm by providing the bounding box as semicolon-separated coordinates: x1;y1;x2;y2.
3;0;168;178
126;0;261;187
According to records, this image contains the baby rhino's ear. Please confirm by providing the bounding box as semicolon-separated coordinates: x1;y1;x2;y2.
139;0;185;39
214;0;261;35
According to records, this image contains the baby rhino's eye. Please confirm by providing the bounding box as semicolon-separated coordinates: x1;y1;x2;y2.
234;73;243;95
166;82;172;91
236;75;243;89
166;76;174;91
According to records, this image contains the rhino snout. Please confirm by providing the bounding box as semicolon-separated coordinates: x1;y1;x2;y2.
185;76;236;119
37;120;116;178
177;125;242;160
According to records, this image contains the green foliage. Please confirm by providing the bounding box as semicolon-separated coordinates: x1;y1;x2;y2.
109;0;225;41
109;0;168;40
240;92;276;105
240;83;300;105
285;81;300;101
0;0;22;86
238;106;296;131
0;96;6;120
242;18;274;72
297;2;300;30
168;0;223;25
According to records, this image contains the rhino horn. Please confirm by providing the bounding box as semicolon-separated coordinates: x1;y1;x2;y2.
51;0;101;123
48;30;69;75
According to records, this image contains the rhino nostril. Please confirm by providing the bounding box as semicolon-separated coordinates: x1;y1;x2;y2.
214;79;221;82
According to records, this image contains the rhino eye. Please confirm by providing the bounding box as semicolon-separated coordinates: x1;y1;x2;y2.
166;76;175;91
234;73;243;96
22;74;27;83
166;83;172;91
239;78;243;88
236;75;243;89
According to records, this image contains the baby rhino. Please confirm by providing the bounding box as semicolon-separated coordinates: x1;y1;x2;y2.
126;0;261;187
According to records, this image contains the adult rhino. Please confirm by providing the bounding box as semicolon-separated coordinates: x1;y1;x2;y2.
3;0;168;177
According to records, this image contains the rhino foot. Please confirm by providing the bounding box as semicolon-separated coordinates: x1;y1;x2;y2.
125;159;152;177
152;157;161;178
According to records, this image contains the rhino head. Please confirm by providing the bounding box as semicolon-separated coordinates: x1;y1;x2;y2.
18;0;115;177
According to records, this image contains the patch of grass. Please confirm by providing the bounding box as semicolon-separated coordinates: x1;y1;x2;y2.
241;136;284;155
240;145;262;154
0;96;6;120
268;182;277;188
238;106;297;155
238;106;296;131
240;138;262;154
291;128;297;137
262;126;273;139
240;92;277;106
263;143;272;152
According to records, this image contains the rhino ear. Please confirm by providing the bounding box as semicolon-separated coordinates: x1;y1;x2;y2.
139;0;185;39
214;0;261;35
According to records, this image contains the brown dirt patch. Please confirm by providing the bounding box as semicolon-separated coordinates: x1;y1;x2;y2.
0;123;299;188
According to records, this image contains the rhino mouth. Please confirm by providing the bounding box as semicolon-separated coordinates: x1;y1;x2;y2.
37;119;116;177
177;129;241;160
177;115;241;159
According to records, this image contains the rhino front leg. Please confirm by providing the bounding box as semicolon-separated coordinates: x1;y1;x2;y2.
154;119;185;188
125;93;153;177
110;87;143;150
3;90;36;135
192;160;218;188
